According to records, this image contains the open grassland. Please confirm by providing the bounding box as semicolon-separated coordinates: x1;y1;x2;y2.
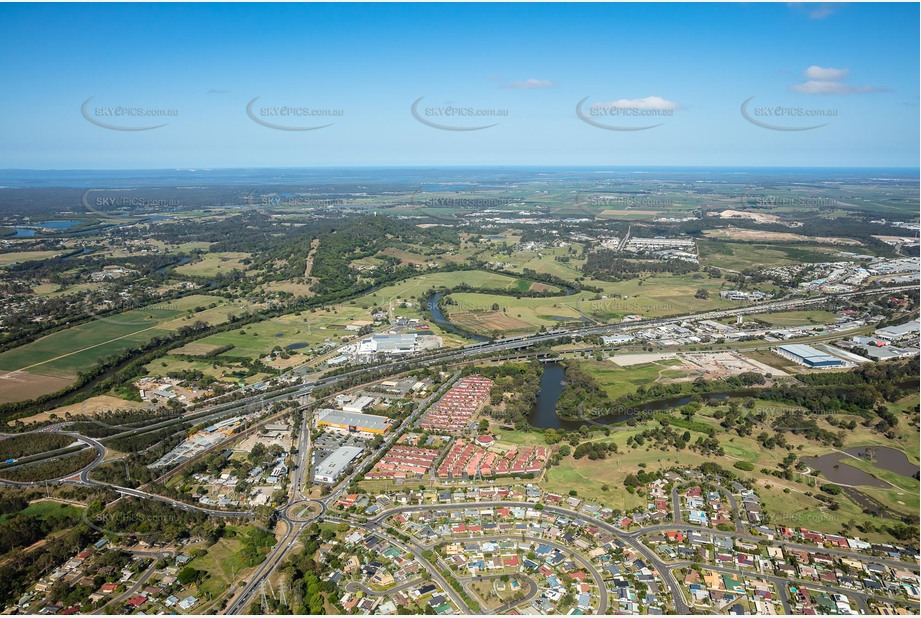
697;240;840;271
184;530;253;602
190;270;546;359
751;310;841;326
539;399;908;539
445;274;743;334
0;250;64;266
10;395;151;426
582;358;687;400
0;500;82;524
175;252;252;277
0;294;237;379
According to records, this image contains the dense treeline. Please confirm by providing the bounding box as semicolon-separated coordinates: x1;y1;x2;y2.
104;425;188;454
758;357;918;415
271;523;339;615
556;361;611;419
583;250;699;281
0;433;73;460
85;497;213;544
0;501;82;555
0;448;97;483
471;362;542;427
89;431;185;488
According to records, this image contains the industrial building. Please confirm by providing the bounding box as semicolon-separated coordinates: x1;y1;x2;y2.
315;409;393;435
357;333;418;355
874;319;920;342
774;344;846;369
342;396;375;413
314;446;364;484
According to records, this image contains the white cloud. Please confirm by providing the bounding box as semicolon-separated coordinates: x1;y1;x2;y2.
804;65;848;81
790;66;886;95
591;96;679;110
502;78;557;89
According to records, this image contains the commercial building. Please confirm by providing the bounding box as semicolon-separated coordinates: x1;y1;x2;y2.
316;409;393;435
874;319;920;342
774;344;845;369
357;333;418;355
342;396;375;413
314;446;364;484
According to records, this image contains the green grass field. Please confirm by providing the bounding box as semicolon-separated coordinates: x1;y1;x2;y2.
581;358;687;400
0;500;81;523
445;273;744;335
175;252;252;277
0;295;239;378
189;270;546;360
697;240;839;271
0;250;64;266
752;310;841;327
184;529;253;601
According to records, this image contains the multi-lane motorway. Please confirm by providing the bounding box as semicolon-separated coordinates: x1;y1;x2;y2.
1;284;916;614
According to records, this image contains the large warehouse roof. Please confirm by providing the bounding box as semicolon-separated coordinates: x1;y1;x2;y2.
777;344;843;366
316;409;393;432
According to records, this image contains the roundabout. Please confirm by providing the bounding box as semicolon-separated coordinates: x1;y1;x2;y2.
282;499;325;523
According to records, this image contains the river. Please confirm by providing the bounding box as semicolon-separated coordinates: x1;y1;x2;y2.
426;292;490;343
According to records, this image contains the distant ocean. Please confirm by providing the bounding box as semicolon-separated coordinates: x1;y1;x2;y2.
0;166;917;188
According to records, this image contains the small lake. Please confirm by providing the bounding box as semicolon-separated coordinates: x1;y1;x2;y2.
11;220;81;237
845;446;919;478
800;446;920;488
528;362;731;431
286;342;309;350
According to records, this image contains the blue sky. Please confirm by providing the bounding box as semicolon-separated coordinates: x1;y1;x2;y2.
0;2;917;169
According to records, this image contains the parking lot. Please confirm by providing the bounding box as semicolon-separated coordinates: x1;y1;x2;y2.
311;430;367;480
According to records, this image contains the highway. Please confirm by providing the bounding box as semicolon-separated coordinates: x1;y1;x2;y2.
1;283;915;614
2;284;911;489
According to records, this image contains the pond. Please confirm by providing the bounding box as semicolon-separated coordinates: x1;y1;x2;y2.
801;451;892;488
842;446;918;479
527;362;732;431
803;446;920;489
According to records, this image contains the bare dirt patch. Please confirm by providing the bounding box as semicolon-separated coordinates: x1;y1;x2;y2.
716;209;786;225
675;351;788;381
10;395;152;426
0;370;71;404
449;310;533;333
705;228;858;245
